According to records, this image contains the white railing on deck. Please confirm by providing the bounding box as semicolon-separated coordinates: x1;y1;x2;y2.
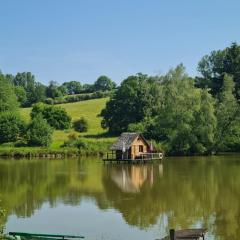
139;152;163;160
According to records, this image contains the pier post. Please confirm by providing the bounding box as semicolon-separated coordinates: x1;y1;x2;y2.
169;229;175;240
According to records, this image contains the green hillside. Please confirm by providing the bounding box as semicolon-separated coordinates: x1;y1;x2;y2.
20;97;116;150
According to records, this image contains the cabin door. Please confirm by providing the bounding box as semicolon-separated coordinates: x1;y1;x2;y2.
128;148;132;159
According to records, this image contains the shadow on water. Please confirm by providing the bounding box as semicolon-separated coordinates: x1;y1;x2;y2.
1;156;240;239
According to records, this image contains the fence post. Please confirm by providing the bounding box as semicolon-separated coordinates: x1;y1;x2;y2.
169;229;175;240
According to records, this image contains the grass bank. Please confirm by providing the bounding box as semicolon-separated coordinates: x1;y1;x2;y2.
0;98;116;158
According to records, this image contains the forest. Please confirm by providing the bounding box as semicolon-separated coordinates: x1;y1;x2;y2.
1;43;240;155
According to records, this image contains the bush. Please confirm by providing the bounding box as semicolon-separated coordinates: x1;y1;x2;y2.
75;138;87;149
45;98;54;105
62;137;87;150
73;117;88;132
128;122;145;133
31;103;71;130
0;112;25;144
26;115;53;147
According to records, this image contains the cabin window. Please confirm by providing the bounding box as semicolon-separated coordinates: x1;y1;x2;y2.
139;145;143;152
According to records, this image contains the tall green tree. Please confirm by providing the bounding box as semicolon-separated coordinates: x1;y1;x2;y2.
14;86;27;105
46;81;64;98
94;76;116;91
150;66;216;155
0;74;19;113
13;72;46;106
197;42;240;99
214;74;240;151
101;73;162;134
62;81;82;94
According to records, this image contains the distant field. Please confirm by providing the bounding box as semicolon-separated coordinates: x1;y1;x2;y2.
20;97;116;149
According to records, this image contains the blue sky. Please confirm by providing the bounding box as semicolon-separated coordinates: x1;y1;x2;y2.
0;0;240;85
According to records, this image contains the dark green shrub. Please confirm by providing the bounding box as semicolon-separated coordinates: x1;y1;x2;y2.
31;103;71;130
43;106;71;129
75;138;87;149
73;117;88;132
26;115;53;147
61;137;87;150
0;112;25;144
30;103;45;119
45;98;54;105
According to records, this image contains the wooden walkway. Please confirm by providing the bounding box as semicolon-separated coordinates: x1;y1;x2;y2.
103;152;163;164
103;158;161;164
160;228;207;240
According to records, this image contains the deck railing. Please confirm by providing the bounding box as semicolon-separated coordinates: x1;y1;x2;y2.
103;152;163;161
105;152;116;160
139;152;163;160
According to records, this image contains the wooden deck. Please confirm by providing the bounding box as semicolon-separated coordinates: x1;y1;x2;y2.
103;152;163;163
160;228;207;240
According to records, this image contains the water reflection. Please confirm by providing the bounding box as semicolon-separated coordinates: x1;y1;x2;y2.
107;165;162;193
1;156;240;239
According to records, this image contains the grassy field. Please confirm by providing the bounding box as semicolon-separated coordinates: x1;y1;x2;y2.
0;98;116;157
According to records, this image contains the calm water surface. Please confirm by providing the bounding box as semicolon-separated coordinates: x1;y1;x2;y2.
1;156;240;240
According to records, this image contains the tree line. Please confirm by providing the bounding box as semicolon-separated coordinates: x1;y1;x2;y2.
0;75;89;147
101;43;240;155
2;73;116;107
1;42;240;155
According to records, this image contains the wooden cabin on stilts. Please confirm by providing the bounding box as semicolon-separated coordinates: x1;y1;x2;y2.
103;132;163;163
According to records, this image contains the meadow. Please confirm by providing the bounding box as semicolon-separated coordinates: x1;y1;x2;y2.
0;98;116;157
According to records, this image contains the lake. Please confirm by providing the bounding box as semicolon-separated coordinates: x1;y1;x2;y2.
1;155;240;240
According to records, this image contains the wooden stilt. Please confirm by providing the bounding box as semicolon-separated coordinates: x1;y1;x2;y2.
169;229;175;240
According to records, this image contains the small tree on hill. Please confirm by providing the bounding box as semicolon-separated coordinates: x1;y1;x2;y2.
31;103;72;130
26;115;53;147
73;117;88;132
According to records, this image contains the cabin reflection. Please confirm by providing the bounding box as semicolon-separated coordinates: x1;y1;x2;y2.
107;164;163;193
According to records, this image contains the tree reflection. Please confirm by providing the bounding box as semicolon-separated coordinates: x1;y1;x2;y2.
1;156;240;239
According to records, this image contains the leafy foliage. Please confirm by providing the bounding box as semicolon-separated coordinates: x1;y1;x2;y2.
197;42;240;99
94;75;116;91
31;103;72;130
0;74;19;113
214;74;240;151
148;67;216;155
101;73;161;134
26;115;53;147
46;81;65;99
62;134;87;149
73;117;89;132
102;65;217;155
0;112;25;144
13;72;46;107
63;81;83;94
14;86;27;105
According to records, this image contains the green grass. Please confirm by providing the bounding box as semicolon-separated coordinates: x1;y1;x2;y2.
0;98;116;157
21;98;107;133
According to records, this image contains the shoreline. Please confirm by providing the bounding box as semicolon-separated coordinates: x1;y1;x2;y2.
0;146;107;159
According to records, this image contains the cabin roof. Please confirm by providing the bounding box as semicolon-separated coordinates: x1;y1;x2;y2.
110;132;150;151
